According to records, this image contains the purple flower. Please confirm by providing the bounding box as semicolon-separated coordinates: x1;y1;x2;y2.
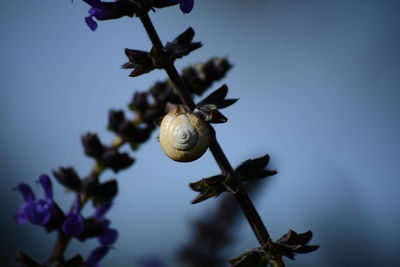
83;0;110;31
14;175;55;226
94;202;118;245
86;246;110;267
78;0;194;31
180;0;194;13
98;228;118;246
63;195;85;236
80;0;138;31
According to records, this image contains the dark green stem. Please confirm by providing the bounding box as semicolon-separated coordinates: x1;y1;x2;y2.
138;12;271;246
49;232;71;263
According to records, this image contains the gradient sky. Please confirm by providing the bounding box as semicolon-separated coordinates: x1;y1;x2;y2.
1;1;399;266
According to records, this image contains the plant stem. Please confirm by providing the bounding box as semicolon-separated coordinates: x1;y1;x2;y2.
138;12;271;247
49;232;71;262
49;136;126;261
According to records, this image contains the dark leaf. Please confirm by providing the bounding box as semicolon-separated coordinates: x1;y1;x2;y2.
123;49;151;67
83;177;99;196
129;92;149;112
101;149;135;172
129;65;154;77
236;154;277;182
143;108;165;125
189;175;225;204
148;81;174;104
229;248;268;267
200;84;228;105
197;84;238;110
194;104;228;123
166;27;202;59
108;109;126;133
118;122;153;144
168;42;202;59
81;133;105;159
172;27;195;45
277;230;313;246
79;218;105;240
123;48;156;77
180;57;232;96
95;179;118;201
53;167;82;191
273;229;319;260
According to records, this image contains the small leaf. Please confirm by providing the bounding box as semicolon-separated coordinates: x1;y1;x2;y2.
123;48;156;77
52;167;82;192
277;230;313;246
81;133;105;159
95;179;118;202
273;229;319;260
189;175;225;204
236;154;277;182
124;49;152;67
194;104;228;123
172;27;195;45
101;149;135;172
197;84;238;110
166;27;202;59
229;248;268;267
200;84;228;104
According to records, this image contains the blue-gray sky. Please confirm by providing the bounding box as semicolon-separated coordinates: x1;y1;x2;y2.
1;1;399;266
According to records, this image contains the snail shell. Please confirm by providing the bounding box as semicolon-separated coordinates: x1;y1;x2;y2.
159;106;210;162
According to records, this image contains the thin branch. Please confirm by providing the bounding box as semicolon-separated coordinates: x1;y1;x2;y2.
138;12;271;246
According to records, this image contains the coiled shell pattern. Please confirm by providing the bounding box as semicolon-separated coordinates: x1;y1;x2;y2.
159;106;210;162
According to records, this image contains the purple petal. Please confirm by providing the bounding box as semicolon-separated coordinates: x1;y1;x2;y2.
180;0;194;13
14;203;31;224
98;228;118;246
86;246;110;267
26;199;52;225
39;175;53;200
85;15;98;31
16;183;35;202
94;202;112;219
63;213;85;236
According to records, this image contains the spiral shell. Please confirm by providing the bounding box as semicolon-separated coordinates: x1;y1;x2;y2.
159;106;210;162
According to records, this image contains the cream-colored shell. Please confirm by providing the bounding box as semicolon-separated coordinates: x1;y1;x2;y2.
159;106;210;162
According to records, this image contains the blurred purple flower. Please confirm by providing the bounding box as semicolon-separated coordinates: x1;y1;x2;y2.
80;0;138;31
63;195;85;236
14;175;55;226
94;202;118;245
180;0;194;13
98;227;118;245
78;0;194;31
86;246;110;267
82;0;111;31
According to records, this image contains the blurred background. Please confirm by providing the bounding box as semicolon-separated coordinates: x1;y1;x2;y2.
1;0;399;266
